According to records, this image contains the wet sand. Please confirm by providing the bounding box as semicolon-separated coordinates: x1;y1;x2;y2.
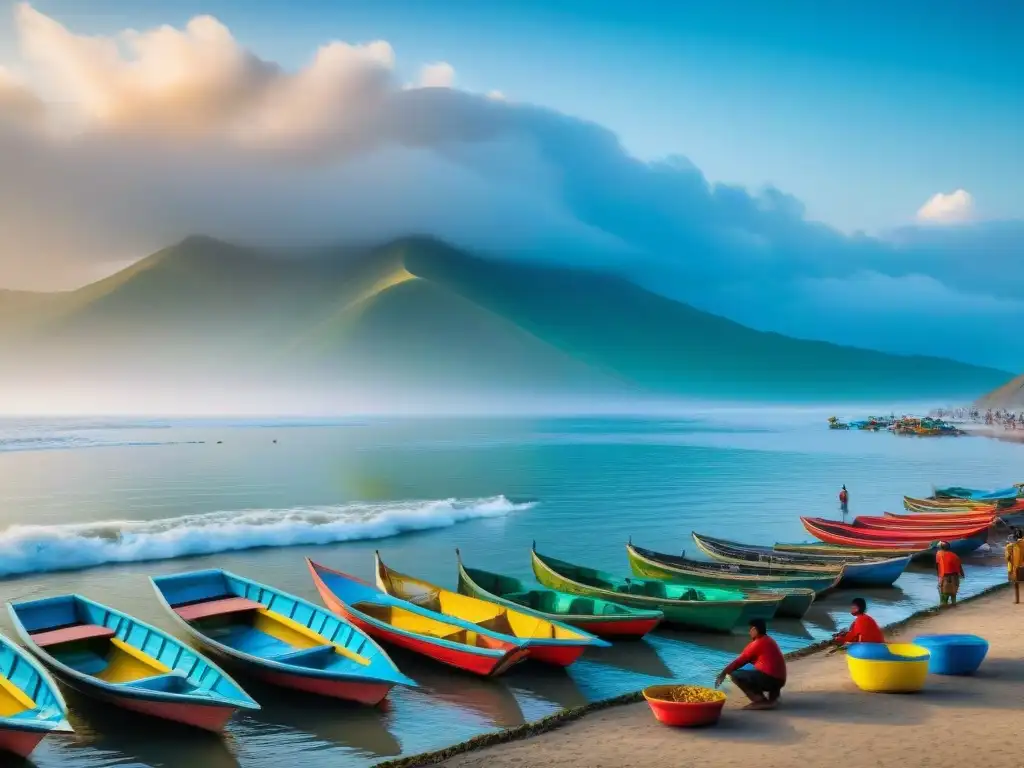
429;589;1021;768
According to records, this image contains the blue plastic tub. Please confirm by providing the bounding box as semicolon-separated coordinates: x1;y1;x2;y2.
912;634;988;676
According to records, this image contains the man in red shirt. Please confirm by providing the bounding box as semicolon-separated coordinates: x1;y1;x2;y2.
832;598;884;646
936;541;965;606
715;619;786;710
839;485;849;515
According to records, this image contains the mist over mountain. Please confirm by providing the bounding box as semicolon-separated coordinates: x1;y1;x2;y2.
0;236;1008;414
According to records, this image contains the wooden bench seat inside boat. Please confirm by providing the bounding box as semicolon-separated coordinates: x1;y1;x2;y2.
173;597;264;622
30;623;116;648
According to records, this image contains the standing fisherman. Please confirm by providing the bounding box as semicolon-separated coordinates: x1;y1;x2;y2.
1006;529;1024;604
839;485;849;516
935;542;965;607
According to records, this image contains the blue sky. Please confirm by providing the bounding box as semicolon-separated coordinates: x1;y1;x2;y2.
0;1;1022;371
1;0;1021;232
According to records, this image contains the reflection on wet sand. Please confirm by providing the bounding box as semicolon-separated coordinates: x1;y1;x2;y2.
396;652;526;729
581;638;674;679
504;666;590;713
46;690;240;768
238;680;403;760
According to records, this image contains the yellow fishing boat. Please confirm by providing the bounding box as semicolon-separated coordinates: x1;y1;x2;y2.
374;552;608;667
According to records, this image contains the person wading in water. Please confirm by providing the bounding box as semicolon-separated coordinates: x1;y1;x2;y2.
839;485;849;516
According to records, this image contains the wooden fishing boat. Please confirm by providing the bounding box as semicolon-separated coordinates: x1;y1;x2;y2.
624;542;823;619
883;510;1004;525
802;517;990;541
903;497;1024;522
903;495;999;511
690;533;912;586
375;552;607;666
933;484;1022;501
531;545;781;633
0;631;72;759
308;559;534;676
151;569;415;706
773;542;934;561
800;518;989;556
9;594;259;731
455;552;662;639
853;513;995;530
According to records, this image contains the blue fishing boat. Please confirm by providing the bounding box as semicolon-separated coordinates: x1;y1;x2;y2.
8;595;258;732
691;533;912;586
934;485;1022;502
152;569;415;706
0;632;72;759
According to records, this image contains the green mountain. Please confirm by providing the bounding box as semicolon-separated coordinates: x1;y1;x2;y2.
0;235;1010;404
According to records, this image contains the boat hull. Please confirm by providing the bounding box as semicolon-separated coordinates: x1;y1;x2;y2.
0;729;46;759
249;668;392;705
36;665;238;731
566;616;663;638
313;578;529;678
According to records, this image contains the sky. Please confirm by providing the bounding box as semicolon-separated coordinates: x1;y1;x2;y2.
3;0;1020;232
0;1;1021;370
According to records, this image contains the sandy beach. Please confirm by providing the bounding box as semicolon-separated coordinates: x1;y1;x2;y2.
408;589;1022;768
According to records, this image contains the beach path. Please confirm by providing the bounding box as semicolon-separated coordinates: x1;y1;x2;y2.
439;591;1023;768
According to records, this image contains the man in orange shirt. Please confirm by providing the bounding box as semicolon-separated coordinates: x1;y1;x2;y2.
833;598;885;646
936;541;965;607
715;619;787;710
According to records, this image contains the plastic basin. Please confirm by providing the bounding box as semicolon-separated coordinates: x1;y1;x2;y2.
912;634;988;676
642;685;726;727
846;643;930;693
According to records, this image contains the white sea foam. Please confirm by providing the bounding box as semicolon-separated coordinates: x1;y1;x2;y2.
0;496;531;577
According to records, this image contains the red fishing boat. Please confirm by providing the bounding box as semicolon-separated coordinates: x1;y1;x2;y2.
882;511;998;524
800;518;989;556
307;559;532;677
854;513;995;530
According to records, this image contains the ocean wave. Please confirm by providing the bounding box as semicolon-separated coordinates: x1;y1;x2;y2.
0;496;532;577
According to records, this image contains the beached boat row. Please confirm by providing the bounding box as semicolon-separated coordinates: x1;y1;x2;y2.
5;479;1008;757
0;529;926;759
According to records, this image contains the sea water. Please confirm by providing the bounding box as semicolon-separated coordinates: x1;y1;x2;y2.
0;410;1017;768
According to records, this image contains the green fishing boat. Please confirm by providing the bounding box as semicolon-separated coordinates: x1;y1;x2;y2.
625;541;831;619
530;544;780;633
456;551;663;639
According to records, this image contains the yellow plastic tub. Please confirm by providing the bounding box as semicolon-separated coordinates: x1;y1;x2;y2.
846;642;930;693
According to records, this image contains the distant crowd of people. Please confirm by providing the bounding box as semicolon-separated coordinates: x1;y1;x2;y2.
930;407;1024;431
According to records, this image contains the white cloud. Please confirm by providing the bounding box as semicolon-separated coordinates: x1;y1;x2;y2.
12;2;395;142
0;4;1022;372
417;61;455;88
916;189;974;224
487;90;506;100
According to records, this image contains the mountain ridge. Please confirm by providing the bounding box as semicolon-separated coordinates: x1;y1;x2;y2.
0;235;1009;406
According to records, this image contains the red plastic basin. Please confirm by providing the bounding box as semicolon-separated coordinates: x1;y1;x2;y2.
642;685;726;727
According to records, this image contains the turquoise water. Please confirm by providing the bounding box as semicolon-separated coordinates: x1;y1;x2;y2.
0;410;1016;768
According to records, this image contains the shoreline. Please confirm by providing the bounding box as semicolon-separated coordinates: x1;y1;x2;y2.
960;423;1024;445
376;582;1012;768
